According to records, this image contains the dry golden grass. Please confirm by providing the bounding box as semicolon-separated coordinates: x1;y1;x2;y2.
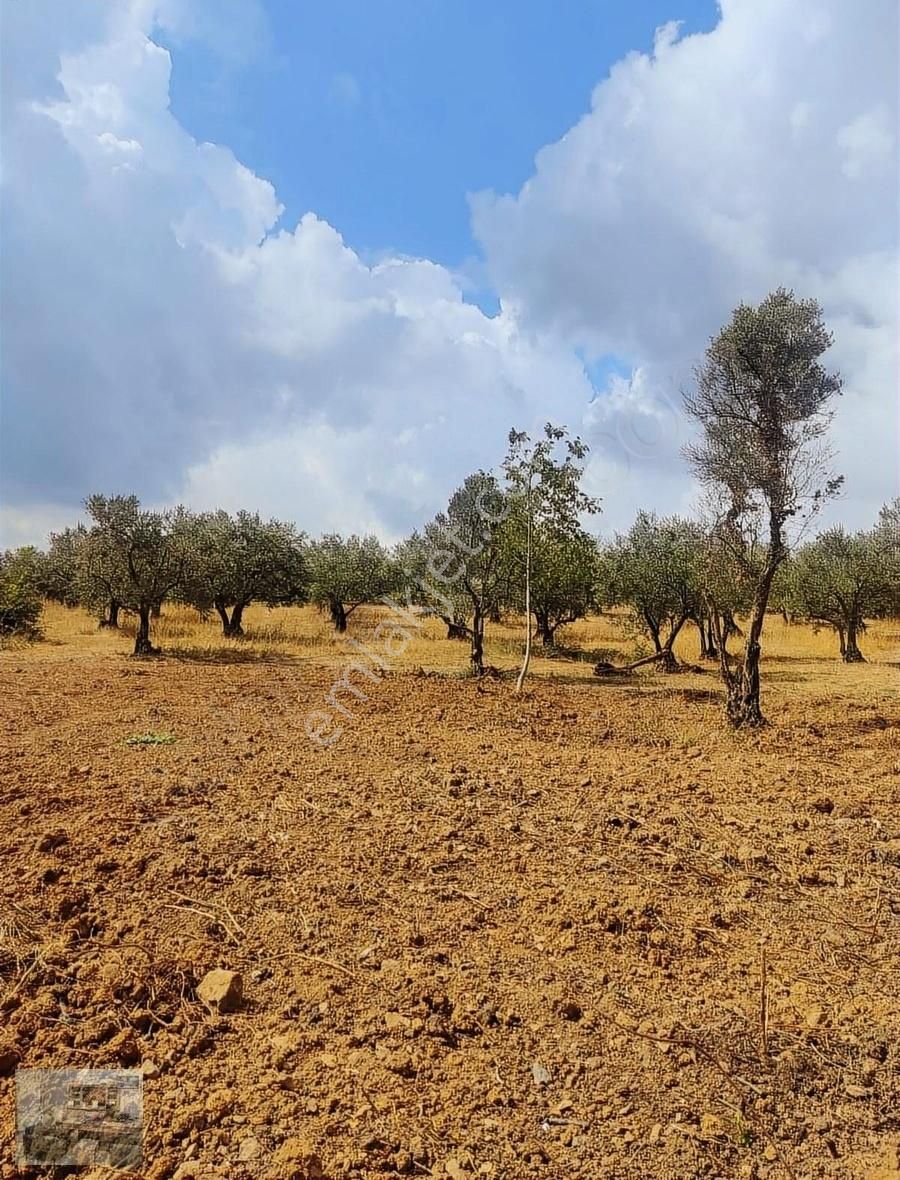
20;600;900;710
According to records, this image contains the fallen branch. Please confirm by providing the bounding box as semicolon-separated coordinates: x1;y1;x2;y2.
593;650;677;676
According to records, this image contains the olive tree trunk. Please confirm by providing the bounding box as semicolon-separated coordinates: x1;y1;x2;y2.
100;599;121;629
843;616;865;662
215;600;246;637
470;608;485;674
536;611;556;646
725;564;777;726
134;604;155;656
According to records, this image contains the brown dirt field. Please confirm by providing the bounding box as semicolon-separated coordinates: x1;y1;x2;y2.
1;606;898;1180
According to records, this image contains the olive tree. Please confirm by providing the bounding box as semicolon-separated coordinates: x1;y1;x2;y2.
502;424;601;688
527;530;600;648
422;472;510;674
307;534;397;632
0;548;44;637
605;512;704;671
394;531;471;639
81;494;190;654
684;289;842;725
182;510;307;636
44;527;88;610
785;526;899;661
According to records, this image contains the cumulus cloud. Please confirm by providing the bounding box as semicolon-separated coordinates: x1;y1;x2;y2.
472;0;898;529
1;0;595;542
1;0;896;549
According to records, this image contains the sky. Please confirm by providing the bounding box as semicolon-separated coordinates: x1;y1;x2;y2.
1;0;897;548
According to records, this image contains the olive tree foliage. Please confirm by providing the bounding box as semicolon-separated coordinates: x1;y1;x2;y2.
44;527;88;609
80;494;191;654
605;512;705;670
525;530;600;647
502;424;601;689
394;531;471;638
181;511;308;636
307;534;397;632
874;498;900;604
784;523;900;661
684;289;843;726
421;472;511;674
0;547;45;637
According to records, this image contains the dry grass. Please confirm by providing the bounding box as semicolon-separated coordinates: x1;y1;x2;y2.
27;599;900;687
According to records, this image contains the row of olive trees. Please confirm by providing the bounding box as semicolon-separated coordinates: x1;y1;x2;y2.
599;506;898;672
5;487;894;675
1;424;603;663
31;502;396;655
3;290;897;723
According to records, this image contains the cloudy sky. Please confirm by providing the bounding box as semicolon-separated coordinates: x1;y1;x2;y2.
2;0;897;548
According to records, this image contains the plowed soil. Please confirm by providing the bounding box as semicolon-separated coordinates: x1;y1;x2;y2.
1;634;898;1180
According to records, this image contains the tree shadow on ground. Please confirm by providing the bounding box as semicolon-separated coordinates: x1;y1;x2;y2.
659;685;725;703
162;647;305;666
755;669;809;683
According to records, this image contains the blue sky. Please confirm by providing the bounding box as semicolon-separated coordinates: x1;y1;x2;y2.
158;0;719;267
2;0;895;546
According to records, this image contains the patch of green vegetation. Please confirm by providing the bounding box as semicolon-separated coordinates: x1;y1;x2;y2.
732;1115;755;1148
126;732;178;746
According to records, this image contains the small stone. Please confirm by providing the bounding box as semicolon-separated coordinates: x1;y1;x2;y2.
532;1062;552;1086
845;1083;873;1098
197;969;243;1014
36;831;68;853
141;1059;161;1080
648;1123;663;1144
108;1029;141;1066
445;1160;470;1180
763;1145;778;1161
238;1137;262;1162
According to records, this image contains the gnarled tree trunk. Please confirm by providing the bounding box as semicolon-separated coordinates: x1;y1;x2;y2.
470;608;485;674
134;604;155;656
642;611;663;654
843;616;865;662
725;561;777;727
535;610;556;647
704;616;718;659
215;600;246;637
329;600;348;633
99;598;120;629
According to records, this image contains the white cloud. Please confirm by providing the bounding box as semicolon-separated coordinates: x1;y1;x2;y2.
1;1;597;544
472;0;898;530
1;0;896;550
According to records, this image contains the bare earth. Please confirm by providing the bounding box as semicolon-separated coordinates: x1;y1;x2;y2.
1;607;898;1180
